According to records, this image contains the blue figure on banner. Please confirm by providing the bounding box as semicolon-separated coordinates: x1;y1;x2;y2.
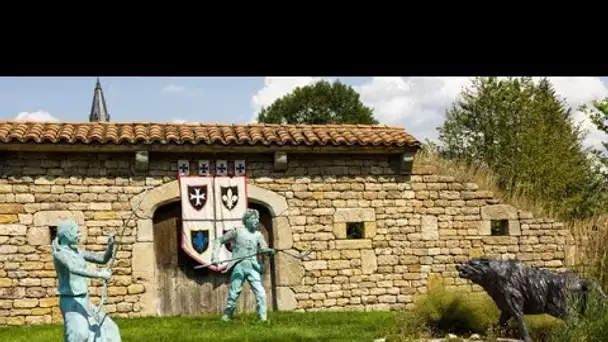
192;230;209;254
51;219;121;342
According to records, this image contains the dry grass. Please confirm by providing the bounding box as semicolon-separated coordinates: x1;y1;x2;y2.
413;148;552;218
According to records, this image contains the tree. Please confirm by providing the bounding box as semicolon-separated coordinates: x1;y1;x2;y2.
437;77;607;219
580;97;608;172
256;80;379;125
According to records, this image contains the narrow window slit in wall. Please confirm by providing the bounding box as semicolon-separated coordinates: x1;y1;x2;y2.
490;220;509;236
347;222;364;239
49;226;58;243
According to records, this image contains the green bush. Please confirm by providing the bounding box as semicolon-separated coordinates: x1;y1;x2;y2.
412;280;499;336
388;278;565;341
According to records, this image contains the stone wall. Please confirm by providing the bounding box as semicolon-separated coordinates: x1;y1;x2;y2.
0;151;571;325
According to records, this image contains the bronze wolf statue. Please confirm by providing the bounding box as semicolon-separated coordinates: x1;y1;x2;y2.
457;257;605;342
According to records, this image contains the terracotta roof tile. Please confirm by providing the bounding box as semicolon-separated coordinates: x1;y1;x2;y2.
0;121;421;148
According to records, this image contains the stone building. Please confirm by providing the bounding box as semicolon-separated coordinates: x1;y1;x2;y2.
0;119;571;326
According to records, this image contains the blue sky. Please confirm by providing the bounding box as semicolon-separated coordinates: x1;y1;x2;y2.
1;76;607;148
0;77;368;124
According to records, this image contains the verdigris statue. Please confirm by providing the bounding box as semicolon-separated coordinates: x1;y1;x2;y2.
457;257;604;342
211;208;275;322
52;219;121;342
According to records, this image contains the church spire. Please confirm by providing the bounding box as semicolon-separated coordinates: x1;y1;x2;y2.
89;77;110;122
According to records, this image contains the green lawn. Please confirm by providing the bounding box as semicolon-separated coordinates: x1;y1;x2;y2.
0;311;398;342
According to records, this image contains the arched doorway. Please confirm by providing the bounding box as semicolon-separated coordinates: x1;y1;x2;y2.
152;201;276;316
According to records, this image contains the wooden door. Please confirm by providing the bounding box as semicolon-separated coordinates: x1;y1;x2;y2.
153;201;275;316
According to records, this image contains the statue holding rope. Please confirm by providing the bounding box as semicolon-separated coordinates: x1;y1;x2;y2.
52;219;121;342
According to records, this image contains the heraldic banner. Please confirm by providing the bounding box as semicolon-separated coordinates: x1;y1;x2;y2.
214;176;248;263
178;176;215;265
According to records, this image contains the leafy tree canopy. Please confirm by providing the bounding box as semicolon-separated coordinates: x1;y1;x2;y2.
256;80;379;125
580;97;608;173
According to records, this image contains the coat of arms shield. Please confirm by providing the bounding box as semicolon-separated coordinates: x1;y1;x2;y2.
220;185;239;211
191;229;210;254
188;185;208;211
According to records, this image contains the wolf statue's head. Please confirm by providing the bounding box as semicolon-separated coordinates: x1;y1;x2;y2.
456;257;498;286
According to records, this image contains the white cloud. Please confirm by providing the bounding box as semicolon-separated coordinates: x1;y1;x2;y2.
162;84;186;93
13;110;59;122
353;77;472;140
250;76;608;150
171;118;187;123
250;77;332;122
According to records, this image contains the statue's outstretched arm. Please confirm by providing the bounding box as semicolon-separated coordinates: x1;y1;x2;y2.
82;235;114;264
82;248;112;265
54;249;106;279
211;229;237;263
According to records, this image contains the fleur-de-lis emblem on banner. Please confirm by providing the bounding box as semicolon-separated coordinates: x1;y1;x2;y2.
221;186;239;210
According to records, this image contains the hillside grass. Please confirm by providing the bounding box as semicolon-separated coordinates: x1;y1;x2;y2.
0;311;397;342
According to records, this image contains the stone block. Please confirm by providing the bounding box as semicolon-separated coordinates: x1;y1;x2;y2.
0;224;27;236
0;203;24;214
303;260;328;271
481;204;518;220
27;227;50;246
469;248;484;258
0;215;18;224
276;286;298;311
33;211;85;227
334;239;372;250
136;219;153;242
508;220;521;236
364;221;377;238
334;208;376;223
479;220;491;236
332;223;346;239
421;216;438;241
276;252;305;286
274;216;293;250
128;284;145;294
13;299;38;308
361;249;377;275
132;242;155;282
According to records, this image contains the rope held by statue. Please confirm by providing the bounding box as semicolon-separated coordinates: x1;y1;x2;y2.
95;186;151;317
193;249;312;270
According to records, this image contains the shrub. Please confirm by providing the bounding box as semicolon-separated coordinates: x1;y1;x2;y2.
388;277;565;341
387;278;499;340
412;278;499;336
